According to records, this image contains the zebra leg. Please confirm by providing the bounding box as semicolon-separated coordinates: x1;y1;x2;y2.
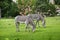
32;24;36;32
15;22;20;32
25;21;30;31
36;21;37;26
30;21;36;32
42;20;46;28
25;24;29;31
36;20;40;27
38;21;40;27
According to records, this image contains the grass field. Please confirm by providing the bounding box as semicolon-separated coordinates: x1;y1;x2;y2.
0;16;60;40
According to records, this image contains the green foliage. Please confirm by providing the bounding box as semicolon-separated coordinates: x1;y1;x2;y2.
18;0;37;11
0;0;19;17
18;0;30;8
47;4;56;16
35;0;56;16
55;0;60;5
8;2;19;17
0;0;11;17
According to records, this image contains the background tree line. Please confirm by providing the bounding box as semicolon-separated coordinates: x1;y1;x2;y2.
0;0;60;18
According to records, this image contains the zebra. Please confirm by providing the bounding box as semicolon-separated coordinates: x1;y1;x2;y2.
15;15;36;32
28;12;46;28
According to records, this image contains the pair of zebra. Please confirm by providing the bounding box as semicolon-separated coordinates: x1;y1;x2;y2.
15;13;46;32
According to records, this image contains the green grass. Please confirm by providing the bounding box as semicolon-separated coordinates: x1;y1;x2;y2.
0;16;60;40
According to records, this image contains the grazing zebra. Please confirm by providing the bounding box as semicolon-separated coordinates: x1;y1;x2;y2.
28;12;46;28
15;15;36;32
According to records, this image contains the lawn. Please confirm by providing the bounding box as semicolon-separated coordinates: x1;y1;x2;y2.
0;16;60;40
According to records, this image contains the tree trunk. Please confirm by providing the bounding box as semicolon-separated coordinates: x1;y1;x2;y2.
0;8;1;19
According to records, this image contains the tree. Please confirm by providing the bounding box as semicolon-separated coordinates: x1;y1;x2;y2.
0;0;12;17
35;0;56;16
17;0;37;15
0;8;1;18
0;0;19;17
55;0;60;5
35;0;49;11
8;2;19;17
